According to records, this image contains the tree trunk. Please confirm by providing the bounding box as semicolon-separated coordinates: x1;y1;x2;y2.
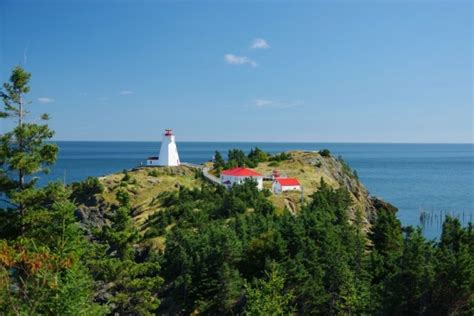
18;93;25;227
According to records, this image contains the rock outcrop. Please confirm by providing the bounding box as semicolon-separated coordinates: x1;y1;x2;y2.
74;151;396;233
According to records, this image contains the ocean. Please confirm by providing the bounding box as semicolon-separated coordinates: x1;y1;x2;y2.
45;142;473;238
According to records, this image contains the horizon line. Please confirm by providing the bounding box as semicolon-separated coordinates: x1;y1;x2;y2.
51;139;474;145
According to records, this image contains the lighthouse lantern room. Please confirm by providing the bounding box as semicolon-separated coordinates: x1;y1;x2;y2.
147;129;180;167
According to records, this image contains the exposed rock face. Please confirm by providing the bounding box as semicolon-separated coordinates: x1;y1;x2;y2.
73;165;204;232
75;198;110;231
253;150;397;227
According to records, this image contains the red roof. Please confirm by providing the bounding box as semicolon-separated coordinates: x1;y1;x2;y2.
275;177;300;186
221;167;262;177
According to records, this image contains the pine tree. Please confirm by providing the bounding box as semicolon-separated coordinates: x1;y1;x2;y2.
244;263;294;315
162;223;243;314
0;187;105;315
0;66;102;314
370;208;404;258
430;217;474;315
382;227;435;314
213;150;225;172
90;192;162;315
0;66;58;233
248;147;268;165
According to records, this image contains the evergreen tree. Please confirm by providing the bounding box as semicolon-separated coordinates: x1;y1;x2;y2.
0;67;102;314
227;149;248;168
370;208;403;258
0;66;58;233
90;193;162;315
163;223;243;314
430;217;474;315
248;147;268;165
368;207;404;310
213;150;225;172
382;227;435;314
244;263;294;315
0;187;105;315
70;176;104;205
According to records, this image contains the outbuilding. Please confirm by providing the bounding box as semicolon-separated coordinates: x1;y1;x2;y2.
147;156;160;166
272;177;301;194
220;167;263;190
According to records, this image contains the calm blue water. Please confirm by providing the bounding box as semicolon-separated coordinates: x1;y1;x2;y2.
46;142;474;238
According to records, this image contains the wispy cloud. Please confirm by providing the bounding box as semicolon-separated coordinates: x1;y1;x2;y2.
250;38;269;49
252;99;304;109
37;97;55;104
119;90;135;95
224;54;257;67
78;92;88;96
254;99;274;107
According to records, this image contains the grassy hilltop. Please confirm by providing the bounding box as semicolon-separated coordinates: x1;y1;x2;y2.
77;150;392;238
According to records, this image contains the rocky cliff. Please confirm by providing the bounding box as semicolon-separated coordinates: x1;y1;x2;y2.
75;150;396;233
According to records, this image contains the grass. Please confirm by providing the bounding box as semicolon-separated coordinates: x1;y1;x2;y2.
96;151;371;235
254;151;369;214
99;165;205;227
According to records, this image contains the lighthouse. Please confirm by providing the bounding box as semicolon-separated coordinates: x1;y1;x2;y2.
147;129;180;167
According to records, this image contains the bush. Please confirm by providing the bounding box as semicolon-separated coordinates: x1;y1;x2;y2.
319;149;331;157
248;147;269;164
337;155;358;180
148;169;160;177
122;169;131;182
70;177;104;205
262;188;272;197
116;189;131;207
268;152;292;162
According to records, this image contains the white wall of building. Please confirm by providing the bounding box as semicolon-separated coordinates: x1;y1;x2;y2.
272;182;301;194
220;174;263;190
147;159;160;166
157;134;180;166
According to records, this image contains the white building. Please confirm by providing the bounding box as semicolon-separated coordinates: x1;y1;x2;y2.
272;177;301;194
147;156;160;166
147;129;180;167
220;167;263;190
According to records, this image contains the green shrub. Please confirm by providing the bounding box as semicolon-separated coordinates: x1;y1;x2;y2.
319;149;331;157
116;189;131;207
70;176;104;205
248;147;269;164
268;152;292;162
337;155;358;180
262;188;272;197
122;169;131;182
148;169;160;177
268;161;279;167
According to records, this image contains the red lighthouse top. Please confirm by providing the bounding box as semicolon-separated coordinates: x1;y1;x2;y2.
164;129;173;136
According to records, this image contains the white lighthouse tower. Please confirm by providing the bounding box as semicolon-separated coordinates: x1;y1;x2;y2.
147;129;180;167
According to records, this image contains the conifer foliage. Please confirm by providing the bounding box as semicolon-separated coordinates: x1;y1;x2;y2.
0;67;103;314
0;66;58;228
89;191;162;315
1;66;472;315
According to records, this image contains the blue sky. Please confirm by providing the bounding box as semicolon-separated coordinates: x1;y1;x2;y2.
0;0;472;142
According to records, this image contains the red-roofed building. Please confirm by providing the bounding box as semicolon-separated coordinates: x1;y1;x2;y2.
272;177;301;194
220;167;263;190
